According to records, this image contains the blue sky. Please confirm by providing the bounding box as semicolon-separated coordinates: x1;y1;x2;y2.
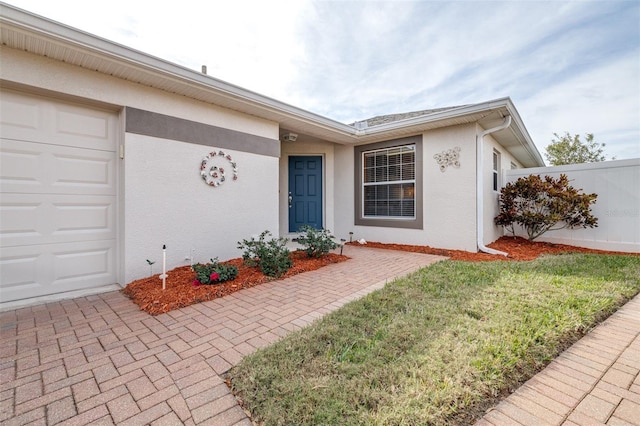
6;0;639;160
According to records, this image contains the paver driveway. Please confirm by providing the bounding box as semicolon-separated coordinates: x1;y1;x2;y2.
0;246;444;425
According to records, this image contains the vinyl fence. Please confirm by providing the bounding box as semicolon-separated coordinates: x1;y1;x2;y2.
505;158;640;253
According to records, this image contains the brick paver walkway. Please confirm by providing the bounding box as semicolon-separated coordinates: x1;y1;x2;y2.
3;245;639;425
0;246;443;425
477;294;640;426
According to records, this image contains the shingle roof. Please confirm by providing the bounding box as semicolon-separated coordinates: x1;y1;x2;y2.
354;105;469;128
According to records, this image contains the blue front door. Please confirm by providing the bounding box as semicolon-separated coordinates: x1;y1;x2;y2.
289;156;323;232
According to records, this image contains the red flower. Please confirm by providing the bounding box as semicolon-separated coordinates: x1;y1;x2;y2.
210;272;220;282
192;280;201;287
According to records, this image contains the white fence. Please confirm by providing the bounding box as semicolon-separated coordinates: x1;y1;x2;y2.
505;159;640;253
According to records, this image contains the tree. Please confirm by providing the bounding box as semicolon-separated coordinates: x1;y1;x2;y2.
494;174;598;241
544;132;614;166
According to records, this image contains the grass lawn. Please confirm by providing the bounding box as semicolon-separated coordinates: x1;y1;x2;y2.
229;253;640;425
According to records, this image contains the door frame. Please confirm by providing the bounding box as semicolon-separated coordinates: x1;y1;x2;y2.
287;154;324;233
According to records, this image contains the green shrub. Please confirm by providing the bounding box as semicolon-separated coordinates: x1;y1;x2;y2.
296;225;340;258
238;231;293;277
495;174;598;240
193;258;238;285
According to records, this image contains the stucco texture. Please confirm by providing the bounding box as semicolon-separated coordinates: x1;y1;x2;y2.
123;134;279;284
334;124;482;252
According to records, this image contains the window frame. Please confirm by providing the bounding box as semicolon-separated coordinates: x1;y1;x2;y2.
362;145;416;220
354;136;423;229
492;149;501;192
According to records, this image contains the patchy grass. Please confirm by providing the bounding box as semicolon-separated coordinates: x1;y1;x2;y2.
229;254;640;425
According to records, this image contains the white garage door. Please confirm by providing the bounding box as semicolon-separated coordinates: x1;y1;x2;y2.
0;90;118;303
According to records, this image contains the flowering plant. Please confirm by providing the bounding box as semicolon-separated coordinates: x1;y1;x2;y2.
192;258;238;286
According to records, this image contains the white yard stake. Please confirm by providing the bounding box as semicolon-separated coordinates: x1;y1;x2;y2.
160;244;168;290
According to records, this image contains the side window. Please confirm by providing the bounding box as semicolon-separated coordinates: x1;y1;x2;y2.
492;150;501;191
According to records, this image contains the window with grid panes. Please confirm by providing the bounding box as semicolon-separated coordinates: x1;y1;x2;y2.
492;150;501;191
362;145;416;218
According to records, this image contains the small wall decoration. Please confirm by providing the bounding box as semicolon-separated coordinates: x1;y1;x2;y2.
200;149;238;187
434;146;461;172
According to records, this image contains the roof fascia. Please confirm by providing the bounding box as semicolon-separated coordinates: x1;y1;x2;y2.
358;97;544;167
503;99;546;167
0;3;355;135
0;3;545;167
355;98;513;136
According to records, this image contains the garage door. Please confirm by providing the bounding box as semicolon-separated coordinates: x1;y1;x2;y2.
0;90;118;303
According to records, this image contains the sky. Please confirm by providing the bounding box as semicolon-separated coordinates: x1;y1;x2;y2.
5;0;640;161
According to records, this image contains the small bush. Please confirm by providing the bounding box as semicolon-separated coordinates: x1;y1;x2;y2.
495;174;598;241
238;231;293;277
296;225;340;258
192;258;238;285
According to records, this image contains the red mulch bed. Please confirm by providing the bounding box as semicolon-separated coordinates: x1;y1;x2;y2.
122;251;349;315
349;236;640;262
123;238;638;315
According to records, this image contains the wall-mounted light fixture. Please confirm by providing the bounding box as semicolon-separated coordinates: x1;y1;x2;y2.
282;133;298;142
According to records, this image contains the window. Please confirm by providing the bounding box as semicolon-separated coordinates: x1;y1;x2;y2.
363;145;415;218
492;150;501;191
354;136;423;229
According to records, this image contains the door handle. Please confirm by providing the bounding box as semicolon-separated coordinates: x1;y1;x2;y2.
288;192;292;208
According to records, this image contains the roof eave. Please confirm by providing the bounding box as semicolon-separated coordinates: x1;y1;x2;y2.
0;3;545;167
357;98;544;167
0;3;355;137
503;100;546;167
356;98;510;135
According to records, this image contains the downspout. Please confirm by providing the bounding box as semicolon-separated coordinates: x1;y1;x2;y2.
476;116;511;256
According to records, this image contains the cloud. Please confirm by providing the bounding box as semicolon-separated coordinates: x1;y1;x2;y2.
6;0;311;100
6;0;639;160
285;1;639;159
520;51;640;159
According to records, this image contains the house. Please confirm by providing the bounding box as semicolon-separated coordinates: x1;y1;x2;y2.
0;4;545;307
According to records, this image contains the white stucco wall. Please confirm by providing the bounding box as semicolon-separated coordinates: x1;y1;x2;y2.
1;47;283;286
423;124;477;251
0;47;277;139
334;124;480;251
333;124;533;252
482;132;522;245
123;134;279;283
279;140;335;235
506;159;640;253
334;144;355;241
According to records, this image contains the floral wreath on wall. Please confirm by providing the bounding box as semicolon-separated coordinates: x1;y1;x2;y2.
200;149;238;187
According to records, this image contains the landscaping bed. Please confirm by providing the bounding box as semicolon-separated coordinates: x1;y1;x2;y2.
123;237;637;316
353;236;640;261
122;251;348;315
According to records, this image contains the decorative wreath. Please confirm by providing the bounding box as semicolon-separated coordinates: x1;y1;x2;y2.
200;150;238;187
433;146;461;172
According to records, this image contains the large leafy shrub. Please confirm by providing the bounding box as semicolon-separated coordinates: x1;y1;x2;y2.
193;258;238;285
238;230;293;277
494;174;598;241
296;226;340;258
